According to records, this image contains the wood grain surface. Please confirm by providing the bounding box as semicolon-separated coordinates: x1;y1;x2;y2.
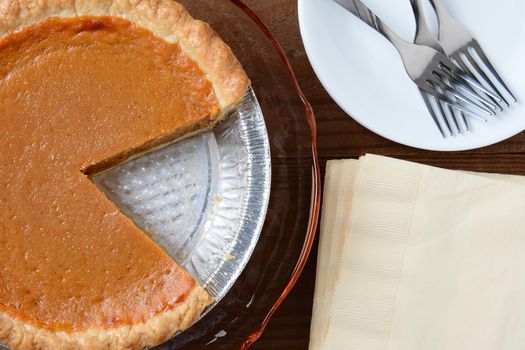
244;1;525;349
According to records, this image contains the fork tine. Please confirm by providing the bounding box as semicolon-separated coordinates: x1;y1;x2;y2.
446;102;462;134
451;64;503;105
459;110;470;132
432;77;494;115
446;74;498;111
436;91;462;133
454;57;503;111
446;103;468;134
471;41;517;103
436;64;498;110
445;58;503;103
448;101;488;122
448;104;470;132
448;77;499;111
462;50;510;107
432;90;455;135
432;84;463;133
442;90;468;133
420;90;448;137
423;82;488;122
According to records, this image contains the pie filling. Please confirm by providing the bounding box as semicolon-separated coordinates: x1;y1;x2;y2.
0;16;220;332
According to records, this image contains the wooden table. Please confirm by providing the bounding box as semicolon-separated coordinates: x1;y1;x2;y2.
242;0;525;349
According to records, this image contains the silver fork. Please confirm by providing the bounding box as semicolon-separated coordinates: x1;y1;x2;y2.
332;0;497;128
430;0;517;107
411;0;474;136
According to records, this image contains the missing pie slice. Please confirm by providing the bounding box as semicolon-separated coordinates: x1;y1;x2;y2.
0;0;250;349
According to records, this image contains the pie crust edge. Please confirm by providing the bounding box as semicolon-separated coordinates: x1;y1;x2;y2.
0;0;249;348
0;0;250;110
0;286;213;350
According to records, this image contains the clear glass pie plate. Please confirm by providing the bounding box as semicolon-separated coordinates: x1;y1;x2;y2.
154;1;320;348
0;1;319;349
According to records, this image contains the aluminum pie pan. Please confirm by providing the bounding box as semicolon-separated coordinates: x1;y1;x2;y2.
93;86;271;321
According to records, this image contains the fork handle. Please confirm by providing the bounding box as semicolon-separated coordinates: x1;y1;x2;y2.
410;0;445;52
428;0;448;19
334;0;409;50
428;0;458;35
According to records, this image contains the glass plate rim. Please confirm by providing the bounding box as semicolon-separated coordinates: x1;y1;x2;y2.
228;1;322;348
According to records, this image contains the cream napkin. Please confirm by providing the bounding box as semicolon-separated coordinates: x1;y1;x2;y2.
310;154;525;350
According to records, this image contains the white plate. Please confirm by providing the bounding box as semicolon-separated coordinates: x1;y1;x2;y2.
299;0;525;151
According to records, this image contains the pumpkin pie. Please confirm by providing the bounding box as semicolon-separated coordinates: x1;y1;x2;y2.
0;0;250;349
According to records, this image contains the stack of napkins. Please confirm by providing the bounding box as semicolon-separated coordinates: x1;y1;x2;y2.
310;154;525;350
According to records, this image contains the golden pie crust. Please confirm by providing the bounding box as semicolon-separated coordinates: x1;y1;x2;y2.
0;0;249;349
0;0;249;109
0;287;211;349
